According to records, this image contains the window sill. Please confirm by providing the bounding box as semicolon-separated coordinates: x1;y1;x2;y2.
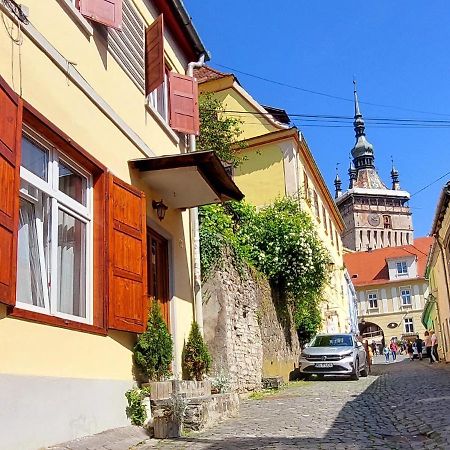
8;306;107;335
145;100;180;145
57;0;94;37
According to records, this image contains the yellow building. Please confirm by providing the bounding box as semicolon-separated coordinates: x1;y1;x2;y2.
196;66;356;335
345;237;433;345
426;182;450;362
0;2;242;449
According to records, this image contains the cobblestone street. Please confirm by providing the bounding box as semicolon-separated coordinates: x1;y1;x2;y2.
137;356;450;450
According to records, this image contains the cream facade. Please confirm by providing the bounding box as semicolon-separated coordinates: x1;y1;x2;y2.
197;67;356;335
426;182;450;362
0;2;243;449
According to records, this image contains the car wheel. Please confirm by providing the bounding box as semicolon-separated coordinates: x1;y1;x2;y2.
350;359;360;380
303;374;312;381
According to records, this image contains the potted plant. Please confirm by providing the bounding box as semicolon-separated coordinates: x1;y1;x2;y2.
182;321;212;381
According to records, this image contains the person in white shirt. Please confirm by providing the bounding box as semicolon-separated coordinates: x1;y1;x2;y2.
430;330;439;362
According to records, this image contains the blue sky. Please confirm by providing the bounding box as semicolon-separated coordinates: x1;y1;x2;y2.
184;0;450;237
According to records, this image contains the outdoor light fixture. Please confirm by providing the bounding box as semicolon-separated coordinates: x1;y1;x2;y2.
152;199;168;221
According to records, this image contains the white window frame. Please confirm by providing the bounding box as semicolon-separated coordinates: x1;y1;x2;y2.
367;291;378;310
148;71;169;123
404;317;414;333
400;286;412;307
17;128;93;325
396;261;408;276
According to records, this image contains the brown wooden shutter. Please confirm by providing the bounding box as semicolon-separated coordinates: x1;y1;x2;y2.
0;79;22;306
145;14;164;96
79;0;123;30
168;72;200;135
107;175;148;332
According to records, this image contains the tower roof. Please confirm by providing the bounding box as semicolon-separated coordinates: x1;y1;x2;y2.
350;81;387;190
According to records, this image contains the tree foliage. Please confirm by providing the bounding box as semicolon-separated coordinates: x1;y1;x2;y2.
199;197;331;336
133;302;173;381
182;321;212;381
197;93;245;167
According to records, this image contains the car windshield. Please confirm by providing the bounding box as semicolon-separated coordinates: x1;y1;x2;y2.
310;335;353;347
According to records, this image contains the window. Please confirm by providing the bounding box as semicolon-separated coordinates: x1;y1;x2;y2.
303;170;310;203
329;218;334;246
367;292;378;310
400;287;412;306
16;131;92;324
313;191;320;221
148;70;169;122
397;261;408;276
383;215;392;229
322;206;328;234
404;317;414;333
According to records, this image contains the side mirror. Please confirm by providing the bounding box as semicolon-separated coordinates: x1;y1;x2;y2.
304;343;310;348
356;342;363;348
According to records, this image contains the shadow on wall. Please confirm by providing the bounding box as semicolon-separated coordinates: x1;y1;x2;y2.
163;360;446;448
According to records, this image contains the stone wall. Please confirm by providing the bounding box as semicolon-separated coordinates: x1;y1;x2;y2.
203;258;300;391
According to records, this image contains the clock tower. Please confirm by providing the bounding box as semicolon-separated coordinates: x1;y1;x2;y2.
335;83;413;251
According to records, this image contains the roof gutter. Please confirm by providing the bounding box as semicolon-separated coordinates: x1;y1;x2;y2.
170;0;211;61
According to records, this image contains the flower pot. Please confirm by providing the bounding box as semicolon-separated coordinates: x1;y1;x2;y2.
153;416;183;439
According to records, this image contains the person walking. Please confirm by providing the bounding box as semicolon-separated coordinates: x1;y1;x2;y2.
431;331;439;362
407;341;414;361
364;340;373;373
424;331;433;364
383;345;390;363
415;335;423;360
390;340;398;361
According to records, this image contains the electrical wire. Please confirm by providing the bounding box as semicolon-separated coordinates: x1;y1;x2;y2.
214;63;450;118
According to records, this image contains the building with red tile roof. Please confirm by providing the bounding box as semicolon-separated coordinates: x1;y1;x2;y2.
344;237;433;344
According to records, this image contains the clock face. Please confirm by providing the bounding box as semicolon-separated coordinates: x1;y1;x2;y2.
368;213;380;227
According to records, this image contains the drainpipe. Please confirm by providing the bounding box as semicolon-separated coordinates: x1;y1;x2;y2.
187;53;206;335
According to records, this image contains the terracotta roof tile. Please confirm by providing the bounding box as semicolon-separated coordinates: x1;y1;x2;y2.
194;66;231;83
344;236;434;287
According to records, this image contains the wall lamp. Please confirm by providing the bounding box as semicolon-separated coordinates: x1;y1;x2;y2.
152;200;168;221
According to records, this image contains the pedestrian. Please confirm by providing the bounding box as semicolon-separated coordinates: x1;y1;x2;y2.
415;335;423;360
371;340;376;356
364;340;372;373
407;341;414;361
390;340;398;361
383;345;390;363
424;331;433;364
430;330;439;362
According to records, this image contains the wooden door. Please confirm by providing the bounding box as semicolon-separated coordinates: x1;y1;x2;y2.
147;228;170;329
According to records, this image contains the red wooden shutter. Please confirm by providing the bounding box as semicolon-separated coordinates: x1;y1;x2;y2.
0;79;22;306
145;14;164;96
169;72;199;135
107;175;148;332
79;0;123;30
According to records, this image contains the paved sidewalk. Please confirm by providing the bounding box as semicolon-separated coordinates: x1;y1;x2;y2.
49;358;450;450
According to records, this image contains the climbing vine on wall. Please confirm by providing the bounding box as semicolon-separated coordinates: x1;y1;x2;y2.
199;197;331;335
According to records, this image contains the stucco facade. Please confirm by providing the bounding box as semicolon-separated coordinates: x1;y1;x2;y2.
197;67;356;335
426;182;450;362
0;2;235;449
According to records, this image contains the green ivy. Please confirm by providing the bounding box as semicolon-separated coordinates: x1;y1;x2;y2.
125;386;151;426
199;197;331;337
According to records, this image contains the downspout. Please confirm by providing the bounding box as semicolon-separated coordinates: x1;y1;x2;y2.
434;236;449;356
187;53;206;334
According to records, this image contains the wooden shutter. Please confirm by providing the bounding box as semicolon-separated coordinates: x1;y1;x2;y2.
145;14;164;96
169;72;199;135
79;0;123;30
107;175;148;332
0;79;22;306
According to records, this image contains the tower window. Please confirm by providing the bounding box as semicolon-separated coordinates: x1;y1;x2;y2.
383;215;392;229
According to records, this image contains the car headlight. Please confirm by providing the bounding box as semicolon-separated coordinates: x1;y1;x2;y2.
300;351;309;358
340;351;353;358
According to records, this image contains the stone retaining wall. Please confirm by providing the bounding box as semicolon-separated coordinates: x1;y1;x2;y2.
203;256;300;391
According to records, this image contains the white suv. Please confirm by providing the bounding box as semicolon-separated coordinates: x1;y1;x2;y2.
299;333;368;380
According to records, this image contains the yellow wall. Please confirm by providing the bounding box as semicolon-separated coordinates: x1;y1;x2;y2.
234;144;285;206
0;0;196;380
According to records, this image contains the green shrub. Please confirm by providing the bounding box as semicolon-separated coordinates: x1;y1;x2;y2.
134;302;173;381
182;321;212;381
125;386;150;426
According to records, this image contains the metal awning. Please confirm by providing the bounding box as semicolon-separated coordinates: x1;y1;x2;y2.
129;151;244;209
